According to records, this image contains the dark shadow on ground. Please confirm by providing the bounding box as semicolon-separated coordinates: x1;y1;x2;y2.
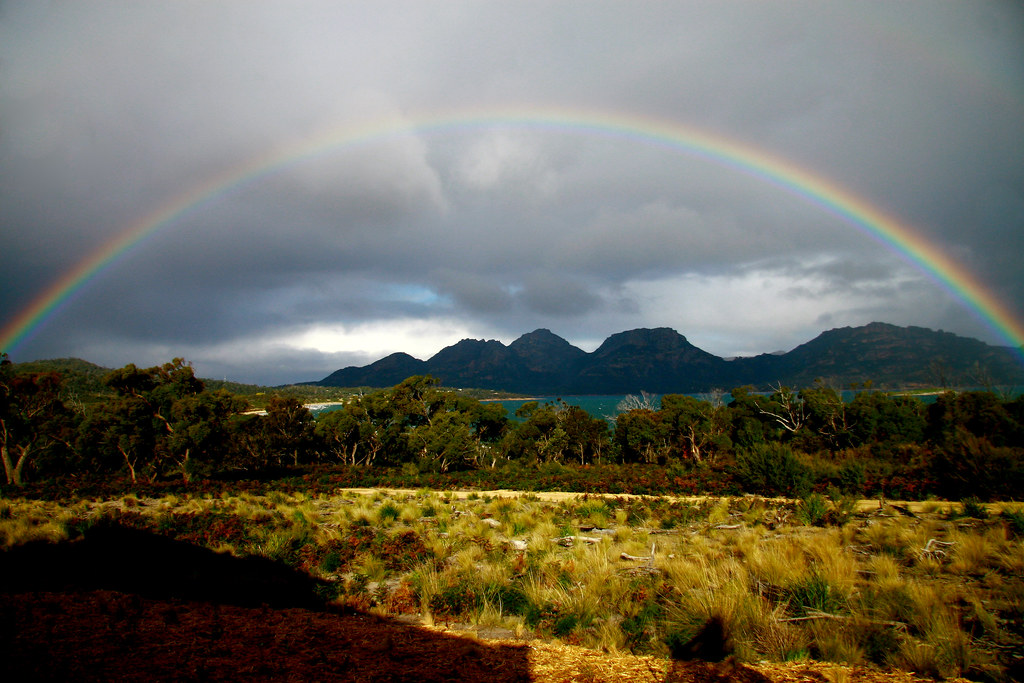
0;525;533;682
664;660;776;683
0;520;325;608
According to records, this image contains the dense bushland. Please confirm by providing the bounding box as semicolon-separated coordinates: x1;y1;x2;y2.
2;353;1023;500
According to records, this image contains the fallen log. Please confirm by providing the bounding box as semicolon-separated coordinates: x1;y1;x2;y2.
620;552;651;562
552;535;601;547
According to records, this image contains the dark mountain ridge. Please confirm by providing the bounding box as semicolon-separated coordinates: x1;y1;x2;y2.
317;322;1024;393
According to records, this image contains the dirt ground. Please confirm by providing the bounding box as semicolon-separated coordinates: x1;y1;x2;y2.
1;589;967;683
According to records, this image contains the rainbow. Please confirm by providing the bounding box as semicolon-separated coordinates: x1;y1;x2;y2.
2;106;1023;360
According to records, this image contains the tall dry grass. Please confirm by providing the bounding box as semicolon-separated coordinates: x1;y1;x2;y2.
2;489;1021;680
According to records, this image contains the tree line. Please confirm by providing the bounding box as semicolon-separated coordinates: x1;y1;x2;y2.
2;355;1022;499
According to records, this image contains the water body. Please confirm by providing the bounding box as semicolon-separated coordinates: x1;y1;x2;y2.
492;395;648;422
312;387;1019;420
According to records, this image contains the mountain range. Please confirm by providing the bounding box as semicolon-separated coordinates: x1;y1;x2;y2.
315;322;1024;394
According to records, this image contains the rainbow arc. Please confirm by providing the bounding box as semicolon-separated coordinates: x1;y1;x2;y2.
2;107;1022;362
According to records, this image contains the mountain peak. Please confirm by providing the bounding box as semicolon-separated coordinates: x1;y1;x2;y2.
316;323;1024;392
593;328;695;356
510;328;578;351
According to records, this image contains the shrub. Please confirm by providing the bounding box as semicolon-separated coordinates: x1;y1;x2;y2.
837;461;866;495
735;443;812;498
320;550;343;573
429;577;480;619
525;602;561;630
384;581;419;614
484;583;530;616
380;529;432;571
621;600;663;650
552;613;579;637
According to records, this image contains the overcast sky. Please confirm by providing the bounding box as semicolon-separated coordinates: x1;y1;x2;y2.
2;1;1023;386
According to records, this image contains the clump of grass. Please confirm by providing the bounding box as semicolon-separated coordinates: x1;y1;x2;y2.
960;497;990;520
809;621;863;665
0;500;74;547
861;520;911;560
856;619;904;667
707;498;732;526
377;501;401;525
797;493;829;526
786;573;847;617
895;610;980;680
824;491;857;527
575;499;613;528
1000;506;1024;537
742;534;808;589
356;553;387;582
754;619;810;662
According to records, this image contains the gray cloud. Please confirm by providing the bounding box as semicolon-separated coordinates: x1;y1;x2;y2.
2;1;1022;384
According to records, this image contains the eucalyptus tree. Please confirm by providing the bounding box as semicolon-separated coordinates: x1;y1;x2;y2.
0;355;78;486
79;358;239;481
659;393;731;464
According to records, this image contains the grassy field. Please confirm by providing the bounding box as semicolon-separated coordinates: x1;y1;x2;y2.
2;489;1022;681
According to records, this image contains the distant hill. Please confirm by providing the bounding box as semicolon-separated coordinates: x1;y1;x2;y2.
316;322;1024;393
4;357;113;402
5;358;353;409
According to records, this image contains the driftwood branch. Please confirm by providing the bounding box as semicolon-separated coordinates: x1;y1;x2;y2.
777;611;850;623
777;610;907;629
620;552;650;562
552;535;601;547
620;543;660;576
920;538;955;560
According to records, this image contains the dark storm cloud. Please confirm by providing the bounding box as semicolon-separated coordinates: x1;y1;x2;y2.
2;1;1022;383
519;273;603;318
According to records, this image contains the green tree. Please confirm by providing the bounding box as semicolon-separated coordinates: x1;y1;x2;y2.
79;358;229;481
798;381;853;451
315;378;509;470
499;400;567;463
927;391;1023;448
410;410;480;472
847;391;925;451
613;409;666;464
1;358;77;486
315;405;367;465
660;393;731;463
261;396;317;467
727;385;768;448
163;389;245;480
754;384;807;437
559;405;610;465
